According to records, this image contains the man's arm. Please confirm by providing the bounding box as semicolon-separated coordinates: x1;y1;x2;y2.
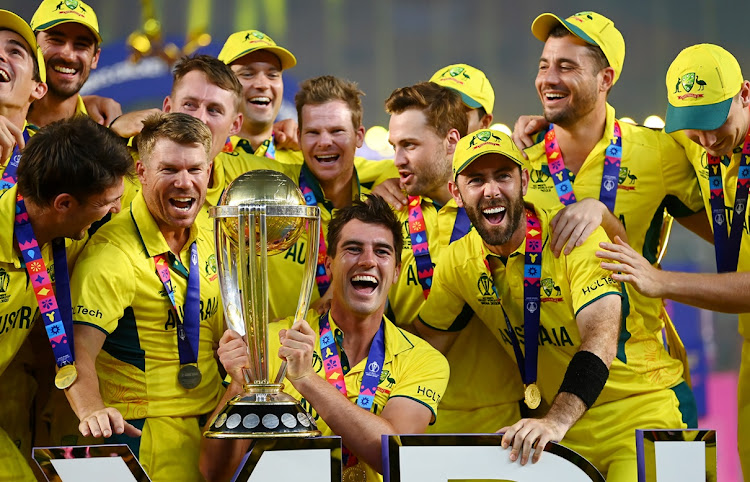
674;210;714;244
412;318;459;355
500;293;620;465
511;115;548;159
65;324;141;438
598;236;750;312
550;198;629;257
82;95;123;126
281;319;433;474
200;329;253;482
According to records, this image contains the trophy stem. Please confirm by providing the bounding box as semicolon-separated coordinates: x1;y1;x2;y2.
274;216;321;384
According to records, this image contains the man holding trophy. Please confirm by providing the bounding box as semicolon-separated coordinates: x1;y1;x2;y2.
201;195;449;482
65;112;224;482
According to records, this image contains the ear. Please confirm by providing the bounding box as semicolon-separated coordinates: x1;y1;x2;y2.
479;113;494;129
521;168;530;196
448;180;464;207
136;160;147;184
30;80;47;102
739;80;750;108
52;193;77;213
90;47;101;70
392;261;401;285
445;128;460;157
354;125;365;148
599;67;616;93
163;96;172;112
229;112;243;136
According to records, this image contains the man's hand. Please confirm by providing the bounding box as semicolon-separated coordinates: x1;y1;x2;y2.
597;236;666;298
371;178;407;210
310;289;333;315
0;116;24;163
82;95;123;126
511;115;549;159
550;198;608;257
499;417;566;465
109;108;162;138
278;319;316;382
217;329;250;384
273;118;299;150
79;407;142;439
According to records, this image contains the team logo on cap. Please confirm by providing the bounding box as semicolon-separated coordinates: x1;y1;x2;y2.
244;31;271;45
443;66;470;80
571;11;594;22
57;0;86;12
468;130;503;148
674;72;707;100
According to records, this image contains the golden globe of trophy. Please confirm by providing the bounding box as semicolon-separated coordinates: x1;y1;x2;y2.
204;170;321;438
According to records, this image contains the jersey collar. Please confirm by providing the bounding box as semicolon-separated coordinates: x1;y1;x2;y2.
129;192;200;259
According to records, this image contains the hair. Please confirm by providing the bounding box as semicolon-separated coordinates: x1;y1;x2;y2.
548;24;609;74
327;194;403;265
171;54;243;113
137;112;213;163
385;82;469;138
295;75;364;130
17;115;133;205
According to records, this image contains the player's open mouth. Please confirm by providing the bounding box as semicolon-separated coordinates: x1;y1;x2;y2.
0;68;9;82
483;206;506;225
249;96;271;106
315;154;339;164
53;65;78;75
351;274;378;294
170;197;195;211
544;91;568;103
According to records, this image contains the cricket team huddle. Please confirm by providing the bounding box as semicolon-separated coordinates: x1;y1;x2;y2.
1;1;749;481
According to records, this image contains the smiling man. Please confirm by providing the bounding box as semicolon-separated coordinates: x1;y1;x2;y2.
0;116;132;481
414;129;696;481
201;195;449;482
64;113;225;482
218;29;298;160
0;9;47;176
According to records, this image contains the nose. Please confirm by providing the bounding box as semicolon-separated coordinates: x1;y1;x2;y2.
358;246;377;267
57;41;76;62
193;107;210;126
697;130;718;149
173;169;191;188
318;131;333;148
393;146;407;167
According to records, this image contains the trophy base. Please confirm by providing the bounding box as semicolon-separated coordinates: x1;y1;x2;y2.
203;383;321;439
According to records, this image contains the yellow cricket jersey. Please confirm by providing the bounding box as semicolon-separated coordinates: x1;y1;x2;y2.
0;186;87;377
70;193;224;420
229;134;304;165
387;197;521;433
672;130;750;337
221;154;399;321
418;205;686;407
269;309;449;482
524;104;701;386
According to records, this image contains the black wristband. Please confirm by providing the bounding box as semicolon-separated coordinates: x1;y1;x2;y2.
558;350;609;409
108;115;122;129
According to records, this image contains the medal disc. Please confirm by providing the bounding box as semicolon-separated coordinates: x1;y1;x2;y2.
524;383;541;409
178;364;202;389
343;464;367;482
55;364;78;389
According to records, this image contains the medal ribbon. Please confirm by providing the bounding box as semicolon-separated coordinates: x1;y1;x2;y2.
406;196;433;299
481;208;542;388
14;194;74;368
545;121;623;211
262;134;277;159
707;132;750;273
299;171;331;296
319;312;385;468
154;242;200;364
450;207;472;243
1;127;32;190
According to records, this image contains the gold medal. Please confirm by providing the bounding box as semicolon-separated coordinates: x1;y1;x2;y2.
343;463;367;482
55;364;78;389
524;383;541;409
178;364;202;389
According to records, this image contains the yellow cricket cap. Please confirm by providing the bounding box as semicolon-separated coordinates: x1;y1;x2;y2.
430;63;495;115
31;0;101;44
532;11;625;85
0;9;46;83
664;44;743;133
453;129;524;180
218;30;296;70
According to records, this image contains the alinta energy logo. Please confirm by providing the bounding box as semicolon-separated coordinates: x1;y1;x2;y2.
674;72;707;100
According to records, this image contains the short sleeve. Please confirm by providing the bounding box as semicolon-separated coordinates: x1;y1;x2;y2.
565;227;622;316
